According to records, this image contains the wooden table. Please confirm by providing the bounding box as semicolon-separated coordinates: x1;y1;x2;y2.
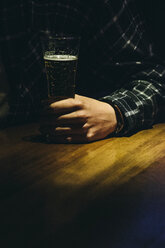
0;123;165;248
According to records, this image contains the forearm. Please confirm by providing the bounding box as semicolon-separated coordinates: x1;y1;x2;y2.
100;78;165;135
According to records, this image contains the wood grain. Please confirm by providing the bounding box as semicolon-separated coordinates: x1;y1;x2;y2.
0;123;165;247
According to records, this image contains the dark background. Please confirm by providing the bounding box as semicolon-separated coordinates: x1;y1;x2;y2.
137;0;165;59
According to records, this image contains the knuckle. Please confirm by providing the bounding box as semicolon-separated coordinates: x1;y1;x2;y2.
82;123;89;133
75;110;86;121
86;131;94;142
70;98;76;105
74;111;81;119
77;110;83;118
74;99;83;109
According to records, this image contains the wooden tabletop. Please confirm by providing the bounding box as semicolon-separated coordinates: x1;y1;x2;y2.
0;123;165;248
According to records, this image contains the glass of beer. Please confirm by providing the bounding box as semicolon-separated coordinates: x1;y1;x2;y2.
41;34;80;102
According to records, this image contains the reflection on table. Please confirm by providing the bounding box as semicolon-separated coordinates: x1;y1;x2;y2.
0;123;165;248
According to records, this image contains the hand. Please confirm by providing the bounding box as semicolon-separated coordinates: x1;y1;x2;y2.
40;94;117;143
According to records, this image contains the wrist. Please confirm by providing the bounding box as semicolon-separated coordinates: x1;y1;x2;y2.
112;104;124;134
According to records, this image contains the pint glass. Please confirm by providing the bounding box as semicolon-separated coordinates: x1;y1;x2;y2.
41;35;80;102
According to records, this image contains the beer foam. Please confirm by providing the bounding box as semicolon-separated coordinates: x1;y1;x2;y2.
44;54;77;61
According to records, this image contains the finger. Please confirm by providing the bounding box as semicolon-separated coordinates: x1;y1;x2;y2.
45;135;72;144
50;98;82;114
54;126;88;135
39;124;88;135
44;134;90;144
40;114;85;127
55;111;87;125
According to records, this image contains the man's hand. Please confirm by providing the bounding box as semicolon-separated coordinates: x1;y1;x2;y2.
40;94;117;143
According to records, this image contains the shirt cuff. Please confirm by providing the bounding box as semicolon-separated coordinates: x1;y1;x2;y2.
99;91;148;136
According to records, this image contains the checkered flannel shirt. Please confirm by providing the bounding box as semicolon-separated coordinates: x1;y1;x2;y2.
0;0;165;135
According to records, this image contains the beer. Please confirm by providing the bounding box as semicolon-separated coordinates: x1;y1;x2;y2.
44;54;78;100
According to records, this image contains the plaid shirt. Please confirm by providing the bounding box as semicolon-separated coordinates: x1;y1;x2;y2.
0;0;165;135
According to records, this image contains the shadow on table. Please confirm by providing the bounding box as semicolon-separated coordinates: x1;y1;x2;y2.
44;160;165;248
1;153;165;248
22;134;48;143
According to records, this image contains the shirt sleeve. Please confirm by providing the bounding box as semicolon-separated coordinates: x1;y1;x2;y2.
98;0;165;135
100;77;165;135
